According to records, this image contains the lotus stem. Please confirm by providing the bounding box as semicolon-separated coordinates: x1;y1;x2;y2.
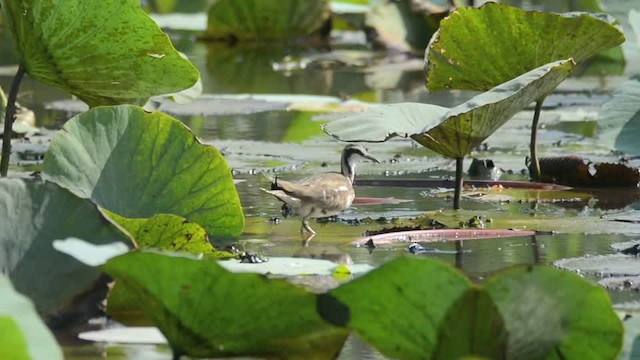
453;157;464;210
529;99;544;181
455;240;464;269
1;63;26;177
531;235;541;264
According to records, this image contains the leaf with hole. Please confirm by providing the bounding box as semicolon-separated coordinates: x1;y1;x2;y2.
42;105;244;240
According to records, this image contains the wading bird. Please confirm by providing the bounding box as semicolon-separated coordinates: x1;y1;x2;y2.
262;144;380;245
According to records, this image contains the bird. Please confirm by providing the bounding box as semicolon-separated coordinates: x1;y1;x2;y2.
261;144;380;245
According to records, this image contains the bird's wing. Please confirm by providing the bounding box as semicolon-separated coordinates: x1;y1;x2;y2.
260;188;302;207
277;173;355;211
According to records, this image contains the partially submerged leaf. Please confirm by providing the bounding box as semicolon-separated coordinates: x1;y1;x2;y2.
0;179;130;323
424;2;624;92
538;156;640;187
202;0;331;41
0;0;199;106
42;105;244;240
324;59;575;158
103;251;348;359
0;275;63;360
554;254;640;277
353;229;538;246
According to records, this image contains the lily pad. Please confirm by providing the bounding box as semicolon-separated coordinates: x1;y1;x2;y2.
554;254;640;277
103;251;348;359
78;327;167;345
0;178;130;323
202;0;330;41
424;2;624;92
0;275;63;360
218;256;374;276
354;229;538;246
0;0;199;106
323;59;575;158
41;105;244;240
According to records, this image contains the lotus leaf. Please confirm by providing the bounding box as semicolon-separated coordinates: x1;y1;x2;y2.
424;2;624;92
203;0;330;41
0;178;130;322
103;251;348;359
320;258;622;359
0;275;62;360
105;212;234;258
323;59;575;158
42;105;244;240
0;0;199;106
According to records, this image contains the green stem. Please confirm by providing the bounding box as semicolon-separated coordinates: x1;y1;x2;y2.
455;240;464;269
453;157;464;210
529;99;544;181
1;63;26;177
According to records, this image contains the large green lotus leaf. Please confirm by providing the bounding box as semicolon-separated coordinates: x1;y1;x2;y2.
324;59;574;158
0;0;199;106
319;257;472;359
425;2;624;92
598;75;640;155
103;251;348;359
0;275;62;360
202;0;330;41
105;211;234;259
41;105;244;240
485;265;623;359
0;178;130;321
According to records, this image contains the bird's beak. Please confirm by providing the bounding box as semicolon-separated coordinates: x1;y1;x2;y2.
363;151;381;164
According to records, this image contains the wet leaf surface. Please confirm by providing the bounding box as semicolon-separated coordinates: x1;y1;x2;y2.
554;254;640;276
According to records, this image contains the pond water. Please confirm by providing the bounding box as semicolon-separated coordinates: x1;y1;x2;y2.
3;0;640;359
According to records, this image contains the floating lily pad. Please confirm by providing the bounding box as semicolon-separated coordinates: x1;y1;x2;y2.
218;256;373;276
78;327;167;345
202;0;330;41
0;178;130;323
554;254;640;277
42;105;244;240
323;59;575;158
1;0;199;106
103;251;348;359
424;2;624;92
0;275;63;360
598;276;640;291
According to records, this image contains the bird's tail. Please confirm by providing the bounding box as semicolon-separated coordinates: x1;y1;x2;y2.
261;173;281;190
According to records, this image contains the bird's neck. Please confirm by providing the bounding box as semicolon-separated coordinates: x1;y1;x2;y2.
341;153;356;184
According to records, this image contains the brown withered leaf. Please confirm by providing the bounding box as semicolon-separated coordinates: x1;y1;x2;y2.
539;156;639;187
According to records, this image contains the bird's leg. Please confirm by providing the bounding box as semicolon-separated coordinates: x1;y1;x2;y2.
301;232;316;247
302;218;316;235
